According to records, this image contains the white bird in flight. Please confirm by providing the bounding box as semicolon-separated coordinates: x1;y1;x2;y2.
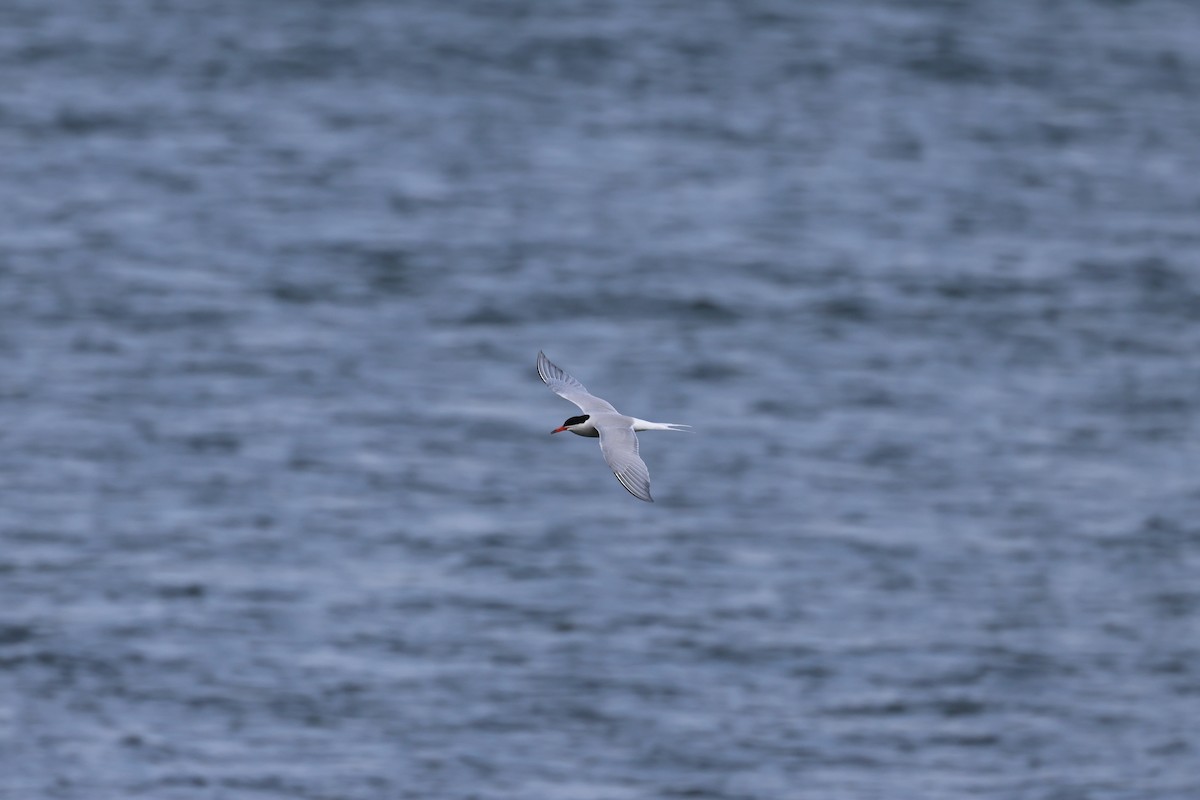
538;351;690;502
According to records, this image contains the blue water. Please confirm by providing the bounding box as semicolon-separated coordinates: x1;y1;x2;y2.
2;1;1199;797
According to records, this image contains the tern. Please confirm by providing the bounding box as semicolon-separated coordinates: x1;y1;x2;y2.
538;351;690;502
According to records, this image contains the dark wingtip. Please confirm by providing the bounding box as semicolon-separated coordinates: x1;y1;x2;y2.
613;470;653;503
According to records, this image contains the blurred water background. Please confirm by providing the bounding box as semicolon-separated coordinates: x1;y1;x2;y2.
2;1;1200;798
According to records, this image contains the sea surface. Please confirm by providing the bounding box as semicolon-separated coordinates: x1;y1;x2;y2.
2;1;1199;798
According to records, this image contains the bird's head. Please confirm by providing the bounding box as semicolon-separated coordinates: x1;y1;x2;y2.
551;414;590;434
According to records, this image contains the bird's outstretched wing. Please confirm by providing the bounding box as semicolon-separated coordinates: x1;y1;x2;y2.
598;423;653;502
537;351;617;413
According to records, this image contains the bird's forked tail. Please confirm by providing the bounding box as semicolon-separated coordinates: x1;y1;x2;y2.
632;419;693;432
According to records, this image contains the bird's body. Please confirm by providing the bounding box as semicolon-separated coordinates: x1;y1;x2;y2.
537;351;689;502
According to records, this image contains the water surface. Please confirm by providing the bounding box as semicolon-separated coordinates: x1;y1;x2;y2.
2;1;1199;798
